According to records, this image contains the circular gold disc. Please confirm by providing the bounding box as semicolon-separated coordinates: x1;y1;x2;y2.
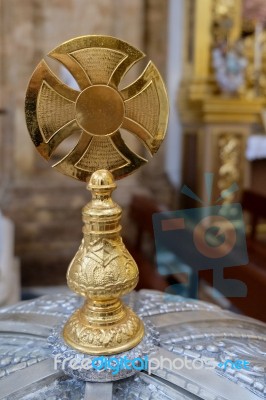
25;35;169;182
75;85;124;136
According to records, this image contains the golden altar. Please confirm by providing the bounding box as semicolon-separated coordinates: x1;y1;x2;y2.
179;0;266;204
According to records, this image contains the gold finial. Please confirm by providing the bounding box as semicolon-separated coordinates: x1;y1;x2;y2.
25;35;169;355
63;169;144;354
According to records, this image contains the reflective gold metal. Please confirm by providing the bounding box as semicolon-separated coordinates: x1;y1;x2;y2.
63;169;145;354
25;35;169;355
25;35;169;181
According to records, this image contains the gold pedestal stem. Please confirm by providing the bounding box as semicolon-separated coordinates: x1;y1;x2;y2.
63;169;144;355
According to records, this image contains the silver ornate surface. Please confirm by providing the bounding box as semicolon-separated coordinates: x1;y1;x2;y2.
0;290;265;400
49;319;159;382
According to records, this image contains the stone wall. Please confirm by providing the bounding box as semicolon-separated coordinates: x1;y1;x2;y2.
140;0;175;207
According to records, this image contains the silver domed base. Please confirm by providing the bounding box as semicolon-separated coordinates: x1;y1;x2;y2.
48;319;159;382
0;290;265;399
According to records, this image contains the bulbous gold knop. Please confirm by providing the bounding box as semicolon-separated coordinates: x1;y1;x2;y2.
63;170;144;354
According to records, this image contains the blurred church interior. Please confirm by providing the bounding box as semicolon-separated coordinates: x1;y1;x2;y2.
1;0;266;322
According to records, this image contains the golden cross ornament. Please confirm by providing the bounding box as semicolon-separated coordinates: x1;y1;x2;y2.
25;35;169;355
25;35;168;181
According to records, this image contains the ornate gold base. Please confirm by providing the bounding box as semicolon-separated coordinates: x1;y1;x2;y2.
63;299;144;355
61;170;145;355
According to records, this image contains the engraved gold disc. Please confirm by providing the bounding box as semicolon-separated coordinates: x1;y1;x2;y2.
25;35;169;181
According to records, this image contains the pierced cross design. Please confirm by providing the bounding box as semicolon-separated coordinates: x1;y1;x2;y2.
25;35;169;181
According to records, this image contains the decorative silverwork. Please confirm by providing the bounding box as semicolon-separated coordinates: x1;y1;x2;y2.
0;290;265;399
